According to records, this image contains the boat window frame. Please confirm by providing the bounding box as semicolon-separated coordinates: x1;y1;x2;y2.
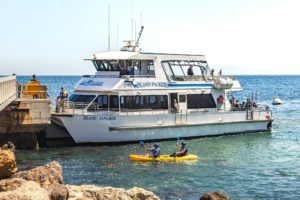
69;94;97;109
161;60;209;81
88;95;109;111
93;60;121;71
120;95;168;111
187;94;216;109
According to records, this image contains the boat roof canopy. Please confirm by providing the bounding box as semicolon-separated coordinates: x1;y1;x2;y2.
85;51;207;62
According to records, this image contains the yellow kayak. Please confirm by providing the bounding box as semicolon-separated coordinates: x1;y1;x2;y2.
129;154;198;162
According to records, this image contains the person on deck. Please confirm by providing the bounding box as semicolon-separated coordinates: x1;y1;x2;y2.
30;74;37;81
170;141;188;157
60;87;68;99
147;143;160;158
172;98;179;112
187;65;194;76
59;87;68;112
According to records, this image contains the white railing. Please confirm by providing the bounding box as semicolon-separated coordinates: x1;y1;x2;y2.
57;101;272;124
0;75;16;111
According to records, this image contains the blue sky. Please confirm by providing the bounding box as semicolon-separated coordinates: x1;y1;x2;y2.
1;0;300;75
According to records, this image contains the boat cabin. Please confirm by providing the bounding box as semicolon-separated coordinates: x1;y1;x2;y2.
68;51;237;113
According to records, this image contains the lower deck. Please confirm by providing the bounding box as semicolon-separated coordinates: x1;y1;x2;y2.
52;109;272;143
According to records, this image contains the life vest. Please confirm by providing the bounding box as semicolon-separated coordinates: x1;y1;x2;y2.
154;149;160;157
63;90;68;98
217;95;224;104
181;147;188;155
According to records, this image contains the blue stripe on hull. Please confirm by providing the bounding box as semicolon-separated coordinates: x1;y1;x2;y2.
167;83;213;88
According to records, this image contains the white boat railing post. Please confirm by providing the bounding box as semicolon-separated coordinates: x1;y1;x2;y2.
180;110;183;124
185;110;188;123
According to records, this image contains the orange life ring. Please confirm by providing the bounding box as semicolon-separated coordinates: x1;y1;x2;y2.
217;95;224;104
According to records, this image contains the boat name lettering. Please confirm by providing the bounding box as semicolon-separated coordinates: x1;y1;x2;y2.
83;116;116;120
135;82;168;88
83;116;97;120
99;116;116;120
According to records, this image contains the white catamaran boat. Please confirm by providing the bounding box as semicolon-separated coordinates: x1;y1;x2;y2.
53;35;273;143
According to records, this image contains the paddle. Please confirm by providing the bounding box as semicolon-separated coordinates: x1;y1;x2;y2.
139;141;150;156
139;141;145;148
170;135;180;157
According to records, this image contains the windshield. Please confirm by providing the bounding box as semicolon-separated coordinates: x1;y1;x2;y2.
93;60;120;71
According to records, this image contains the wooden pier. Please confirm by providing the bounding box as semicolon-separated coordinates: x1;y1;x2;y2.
0;76;51;149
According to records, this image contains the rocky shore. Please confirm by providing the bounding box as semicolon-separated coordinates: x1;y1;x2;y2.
0;149;160;200
0;149;230;200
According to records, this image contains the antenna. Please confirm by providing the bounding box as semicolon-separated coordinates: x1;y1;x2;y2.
108;3;111;51
131;0;133;40
133;26;144;52
134;19;137;41
140;12;142;27
117;25;119;49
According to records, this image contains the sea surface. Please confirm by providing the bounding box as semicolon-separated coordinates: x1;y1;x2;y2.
15;75;300;199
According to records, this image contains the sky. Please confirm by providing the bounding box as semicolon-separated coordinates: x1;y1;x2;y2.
1;0;300;75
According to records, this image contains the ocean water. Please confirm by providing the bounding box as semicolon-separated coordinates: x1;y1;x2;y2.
15;75;300;199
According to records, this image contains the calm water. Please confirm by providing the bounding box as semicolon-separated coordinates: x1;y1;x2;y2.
15;75;300;199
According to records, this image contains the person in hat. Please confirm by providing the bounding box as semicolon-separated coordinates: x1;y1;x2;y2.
170;141;188;157
147;143;160;158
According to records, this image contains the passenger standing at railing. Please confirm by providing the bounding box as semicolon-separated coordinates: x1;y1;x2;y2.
55;96;61;113
59;87;68;112
172;98;179;113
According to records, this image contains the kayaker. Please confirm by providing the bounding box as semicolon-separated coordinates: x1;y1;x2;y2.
170;141;188;157
147;143;160;158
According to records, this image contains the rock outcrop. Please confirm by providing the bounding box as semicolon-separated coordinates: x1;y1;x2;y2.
127;187;160;200
12;161;63;191
0;150;17;179
0;178;49;200
67;185;160;200
0;150;160;200
200;192;231;200
49;183;69;200
11;161;68;200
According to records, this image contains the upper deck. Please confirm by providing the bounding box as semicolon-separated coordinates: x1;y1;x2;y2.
85;51;208;80
73;51;241;93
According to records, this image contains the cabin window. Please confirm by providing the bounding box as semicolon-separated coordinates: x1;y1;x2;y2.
179;95;186;103
187;94;216;109
118;60;155;77
93;60;120;71
120;95;168;110
109;95;119;109
147;61;155;76
69;94;96;109
161;61;210;81
69;94;96;104
93;95;108;109
162;62;174;80
172;63;185;77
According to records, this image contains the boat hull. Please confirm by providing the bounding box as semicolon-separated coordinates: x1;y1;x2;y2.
56;111;272;143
